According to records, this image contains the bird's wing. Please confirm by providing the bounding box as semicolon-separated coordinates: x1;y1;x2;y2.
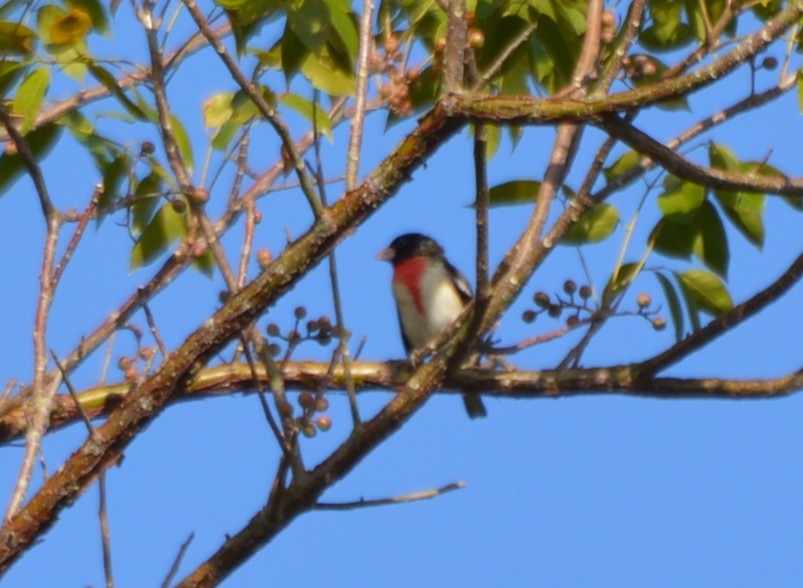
446;261;473;305
396;308;414;355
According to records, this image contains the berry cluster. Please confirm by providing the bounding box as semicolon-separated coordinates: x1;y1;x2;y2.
522;280;667;331
265;306;338;358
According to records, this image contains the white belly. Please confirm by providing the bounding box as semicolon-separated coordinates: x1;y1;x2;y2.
393;266;465;349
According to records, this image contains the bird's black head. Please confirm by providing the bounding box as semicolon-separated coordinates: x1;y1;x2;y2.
378;233;443;264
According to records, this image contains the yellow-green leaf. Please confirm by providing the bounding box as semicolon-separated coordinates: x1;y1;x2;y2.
488;180;541;207
50;8;92;45
300;46;355;96
14;67;50;134
66;0;109;35
278;93;332;140
562;203;619;245
0;21;37;55
170;114;193;173
604;150;640;182
658;176;705;217
203;92;234;128
131;203;187;269
678;269;733;316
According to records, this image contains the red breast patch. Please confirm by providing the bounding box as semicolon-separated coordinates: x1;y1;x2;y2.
393;256;427;314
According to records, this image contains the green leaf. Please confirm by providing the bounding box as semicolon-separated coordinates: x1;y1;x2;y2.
562;203;619;245
692;201;729;277
87;62;148;120
98;152;129;209
14;67;50;134
192;250;216;277
604;150;640;182
710;145;766;247
0;61;28;95
211;119;241;152
488;180;541;207
655;272;685;342
278;93;333;141
603;261;640;305
798;76;803;113
714;189;765;248
658;176;705;217
131;172;163;234
202;92;234;128
289;0;331;53
708;142;739;171
170;113;193;173
280;23;308;80
328;0;358;65
130;203;187;269
678;269;733;316
0;21;37;55
0;123;61;195
650;217;695;260
300;45;356;96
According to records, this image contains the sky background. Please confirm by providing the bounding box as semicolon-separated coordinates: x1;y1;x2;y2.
1;3;803;587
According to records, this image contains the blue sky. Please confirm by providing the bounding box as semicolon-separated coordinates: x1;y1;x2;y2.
2;3;803;587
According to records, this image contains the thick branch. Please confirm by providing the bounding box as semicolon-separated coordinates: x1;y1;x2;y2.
596;114;803;195
5;360;803;443
0;99;464;575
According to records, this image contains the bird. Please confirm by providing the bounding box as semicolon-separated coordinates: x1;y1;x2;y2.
378;233;487;419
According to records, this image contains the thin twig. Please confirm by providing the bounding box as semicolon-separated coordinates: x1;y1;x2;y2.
50;351;96;437
239;337;290;457
140;296;169;359
0;102;54;218
161;532;195;588
473;22;537;92
98;473;114;588
314;481;466;511
312;98;361;426
345;0;376;188
181;0;322;216
53;186;101;286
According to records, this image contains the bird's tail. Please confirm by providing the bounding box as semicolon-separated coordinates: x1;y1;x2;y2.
462;392;487;419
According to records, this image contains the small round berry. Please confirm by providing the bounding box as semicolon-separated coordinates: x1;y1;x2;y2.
189;188;209;205
579;285;593;300
315;416;332;431
637;293;651;308
522;309;537;324
294;306;307;320
563;279;577;295
257;248;273;270
315;397;329;412
534;291;550;308
266;323;280;337
548;304;562;318
652;317;667;331
140;141;156;155
566;315;579;328
277;400;294;418
298;391;315;409
762;56;778;70
468;29;484;49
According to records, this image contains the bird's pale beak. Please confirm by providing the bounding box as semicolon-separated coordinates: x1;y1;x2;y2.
377;247;394;262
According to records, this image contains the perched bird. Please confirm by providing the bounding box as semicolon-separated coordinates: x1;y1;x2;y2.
378;233;487;419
